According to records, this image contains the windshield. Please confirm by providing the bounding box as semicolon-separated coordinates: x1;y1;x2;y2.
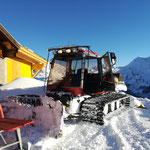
48;59;82;87
85;59;98;74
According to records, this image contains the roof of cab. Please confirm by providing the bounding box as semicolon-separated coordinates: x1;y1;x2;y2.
49;45;100;58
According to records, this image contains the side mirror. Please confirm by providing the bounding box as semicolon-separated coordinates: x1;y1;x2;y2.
110;52;116;65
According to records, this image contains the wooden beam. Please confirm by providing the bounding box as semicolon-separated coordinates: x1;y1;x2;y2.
32;69;40;78
32;63;44;70
0;40;17;57
3;49;17;57
31;63;44;78
0;40;6;52
0;50;2;57
18;46;47;65
16;52;41;64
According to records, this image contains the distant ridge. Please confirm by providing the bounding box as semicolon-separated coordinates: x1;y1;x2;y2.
118;56;150;98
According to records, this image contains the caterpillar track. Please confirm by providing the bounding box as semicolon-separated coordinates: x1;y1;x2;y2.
81;92;130;125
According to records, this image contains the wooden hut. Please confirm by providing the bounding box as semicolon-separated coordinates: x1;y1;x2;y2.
0;24;47;85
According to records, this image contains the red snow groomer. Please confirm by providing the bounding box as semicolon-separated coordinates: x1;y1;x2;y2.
46;46;130;125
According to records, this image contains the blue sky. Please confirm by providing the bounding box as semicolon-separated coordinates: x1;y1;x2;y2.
1;0;150;66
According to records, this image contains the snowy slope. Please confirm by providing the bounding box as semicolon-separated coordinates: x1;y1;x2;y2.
48;98;150;150
1;96;149;150
0;77;46;98
118;56;150;98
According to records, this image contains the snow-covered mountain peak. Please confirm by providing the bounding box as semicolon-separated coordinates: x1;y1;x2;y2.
127;57;150;68
118;56;150;98
121;56;150;82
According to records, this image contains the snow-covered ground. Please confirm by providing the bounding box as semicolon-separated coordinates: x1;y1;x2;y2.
21;97;150;150
0;77;46;98
13;98;150;149
48;98;150;150
1;95;150;150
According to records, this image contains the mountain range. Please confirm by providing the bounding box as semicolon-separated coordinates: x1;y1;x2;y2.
118;56;150;98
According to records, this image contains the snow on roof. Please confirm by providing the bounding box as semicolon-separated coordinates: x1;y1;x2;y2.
0;77;46;98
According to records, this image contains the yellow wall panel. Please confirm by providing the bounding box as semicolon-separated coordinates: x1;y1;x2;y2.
7;58;13;83
12;59;20;79
6;58;32;83
20;62;31;78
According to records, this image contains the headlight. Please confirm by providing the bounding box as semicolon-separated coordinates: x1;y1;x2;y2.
66;49;71;53
58;50;63;54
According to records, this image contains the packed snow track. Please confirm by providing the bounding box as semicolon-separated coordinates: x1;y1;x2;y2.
1;97;150;150
20;97;150;150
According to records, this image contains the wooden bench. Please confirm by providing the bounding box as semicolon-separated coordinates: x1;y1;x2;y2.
0;104;34;150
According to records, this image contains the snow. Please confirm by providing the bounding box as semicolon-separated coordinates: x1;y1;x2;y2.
115;83;127;92
0;77;46;98
0;77;44;90
26;97;150;150
1;95;150;150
